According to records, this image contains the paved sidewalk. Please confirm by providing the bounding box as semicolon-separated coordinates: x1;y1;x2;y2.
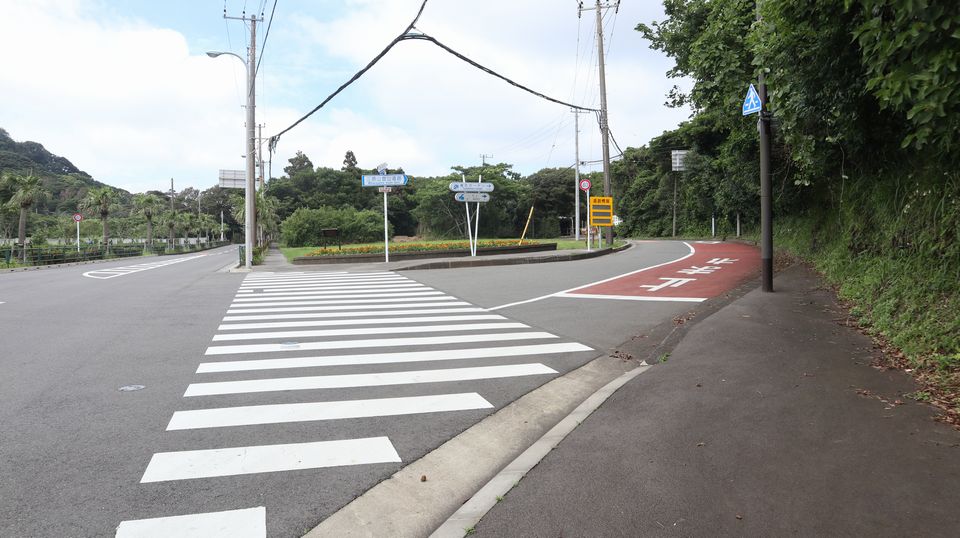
472;264;960;537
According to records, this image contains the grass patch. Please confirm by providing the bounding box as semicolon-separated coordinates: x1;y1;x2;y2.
776;172;959;425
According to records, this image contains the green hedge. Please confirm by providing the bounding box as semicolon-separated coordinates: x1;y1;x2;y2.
281;206;388;247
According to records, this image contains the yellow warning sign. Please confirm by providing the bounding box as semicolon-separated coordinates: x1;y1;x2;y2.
589;196;614;227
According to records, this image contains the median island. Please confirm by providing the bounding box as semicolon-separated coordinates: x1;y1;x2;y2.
288;239;557;265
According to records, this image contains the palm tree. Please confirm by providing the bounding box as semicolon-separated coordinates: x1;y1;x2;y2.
176;212;193;247
79;187;120;250
3;172;48;261
198;214;218;243
256;192;280;247
159;210;177;249
133;193;163;246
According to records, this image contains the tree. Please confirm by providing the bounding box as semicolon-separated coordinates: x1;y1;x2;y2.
80;187;120;248
284;151;314;177
133;193;163;246
342;150;358;172
160;210;177;248
3;172;49;260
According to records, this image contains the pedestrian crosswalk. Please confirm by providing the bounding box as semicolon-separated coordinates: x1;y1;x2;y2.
116;270;594;536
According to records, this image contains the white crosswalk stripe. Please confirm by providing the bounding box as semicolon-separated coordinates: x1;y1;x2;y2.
167;392;494;430
121;270;595;533
140;437;401;483
183;363;557;397
115;507;266;538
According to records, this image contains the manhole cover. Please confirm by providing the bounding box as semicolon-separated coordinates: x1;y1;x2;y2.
119;385;145;392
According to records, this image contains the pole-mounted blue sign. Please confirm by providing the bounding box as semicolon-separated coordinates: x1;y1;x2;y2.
742;84;762;116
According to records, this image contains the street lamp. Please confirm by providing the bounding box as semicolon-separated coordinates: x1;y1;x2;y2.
206;50;256;269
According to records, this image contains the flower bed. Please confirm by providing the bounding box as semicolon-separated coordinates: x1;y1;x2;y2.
293;240;556;264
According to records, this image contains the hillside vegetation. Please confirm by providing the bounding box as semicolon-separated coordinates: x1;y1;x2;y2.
615;0;958;420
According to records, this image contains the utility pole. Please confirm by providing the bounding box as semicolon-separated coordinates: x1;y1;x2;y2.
258;123;266;190
757;7;773;292
479;154;492;167
579;1;617;247
168;178;175;211
223;9;261;269
572;108;590;241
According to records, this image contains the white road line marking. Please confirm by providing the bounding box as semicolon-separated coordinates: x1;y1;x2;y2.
115;507;266;538
184;363;556;397
225;297;459;314
218;314;506;331
249;275;406;288
196;342;594;373
240;279;410;289
221;306;482;322
488;241;697;310
229;292;444;308
241;274;405;283
205;331;558;355
553;292;706;302
82;254;207;280
167;392;494;430
210;322;528;342
232;287;427;301
240;275;396;286
237;285;426;296
139;437;400;483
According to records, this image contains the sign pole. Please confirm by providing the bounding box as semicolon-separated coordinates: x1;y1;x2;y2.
464;199;474;257
383;190;389;263
473;174;482;256
76;219;80;253
586;188;592;252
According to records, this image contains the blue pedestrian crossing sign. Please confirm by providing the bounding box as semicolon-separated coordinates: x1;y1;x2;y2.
742;84;762;115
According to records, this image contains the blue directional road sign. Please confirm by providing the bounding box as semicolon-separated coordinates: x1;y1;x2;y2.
454;192;491;203
362;174;408;187
742;84;762;116
449;181;494;193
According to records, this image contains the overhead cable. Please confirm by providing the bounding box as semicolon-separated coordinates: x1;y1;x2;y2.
255;0;278;78
270;0;597;152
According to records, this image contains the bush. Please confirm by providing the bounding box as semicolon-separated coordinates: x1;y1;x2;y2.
281;206;389;247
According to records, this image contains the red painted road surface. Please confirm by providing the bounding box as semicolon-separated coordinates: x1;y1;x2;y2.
566;242;759;302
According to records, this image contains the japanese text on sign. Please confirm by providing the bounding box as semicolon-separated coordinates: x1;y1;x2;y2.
589;196;614;227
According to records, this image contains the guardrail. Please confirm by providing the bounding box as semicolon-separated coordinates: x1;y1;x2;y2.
1;241;233;268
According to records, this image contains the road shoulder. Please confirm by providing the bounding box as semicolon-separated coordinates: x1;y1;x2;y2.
471;264;960;537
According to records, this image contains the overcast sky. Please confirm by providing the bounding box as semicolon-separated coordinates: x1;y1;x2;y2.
2;0;691;194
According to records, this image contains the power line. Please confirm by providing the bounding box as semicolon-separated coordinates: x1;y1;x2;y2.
255;0;277;78
269;0;598;151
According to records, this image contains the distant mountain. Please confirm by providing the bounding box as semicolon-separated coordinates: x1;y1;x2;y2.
0;127;125;213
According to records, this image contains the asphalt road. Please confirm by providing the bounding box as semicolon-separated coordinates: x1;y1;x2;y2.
0;240;754;537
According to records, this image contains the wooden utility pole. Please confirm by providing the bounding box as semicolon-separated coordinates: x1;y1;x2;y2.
579;1;618;247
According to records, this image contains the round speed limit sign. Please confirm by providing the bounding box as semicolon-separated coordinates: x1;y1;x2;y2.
73;213;83;222
579;179;591;192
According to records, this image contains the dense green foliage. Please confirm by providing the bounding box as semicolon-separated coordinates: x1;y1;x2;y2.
0;128;251;250
627;0;959;407
281;206;385;247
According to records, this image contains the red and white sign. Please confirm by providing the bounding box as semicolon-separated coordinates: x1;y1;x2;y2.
73;213;83;222
562;242;759;302
579;179;592;192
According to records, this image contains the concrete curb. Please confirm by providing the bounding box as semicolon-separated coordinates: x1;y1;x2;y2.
292;243;558;265
430;363;652;538
397;243;632;271
302;353;639;538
